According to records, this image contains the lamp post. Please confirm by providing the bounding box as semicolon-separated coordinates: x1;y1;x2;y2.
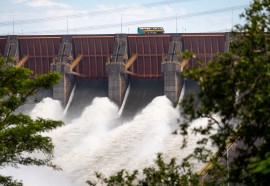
13;14;14;35
121;13;123;34
176;14;178;33
67;14;69;35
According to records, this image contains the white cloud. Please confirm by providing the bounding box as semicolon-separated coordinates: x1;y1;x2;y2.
29;0;70;8
10;0;71;9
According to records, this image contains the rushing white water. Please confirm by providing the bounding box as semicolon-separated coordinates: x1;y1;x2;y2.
0;95;210;186
118;83;130;116
30;97;64;121
63;83;76;116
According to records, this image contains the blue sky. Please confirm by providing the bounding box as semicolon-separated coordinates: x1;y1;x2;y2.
0;0;251;35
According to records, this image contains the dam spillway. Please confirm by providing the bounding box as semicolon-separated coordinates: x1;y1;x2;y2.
0;33;230;185
0;33;229;116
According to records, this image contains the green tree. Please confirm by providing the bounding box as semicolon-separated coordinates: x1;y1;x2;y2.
87;153;199;186
87;0;270;185
0;55;63;185
180;0;270;184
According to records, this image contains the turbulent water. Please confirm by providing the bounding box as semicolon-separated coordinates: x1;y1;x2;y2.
0;94;210;186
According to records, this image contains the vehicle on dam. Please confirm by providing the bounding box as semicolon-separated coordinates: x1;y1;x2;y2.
137;27;164;34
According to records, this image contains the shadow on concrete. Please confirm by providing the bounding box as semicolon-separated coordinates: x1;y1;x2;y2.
65;78;108;121
120;78;164;121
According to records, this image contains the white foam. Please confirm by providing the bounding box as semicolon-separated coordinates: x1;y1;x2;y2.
118;83;130;116
63;83;76;116
29;97;64;120
0;95;211;186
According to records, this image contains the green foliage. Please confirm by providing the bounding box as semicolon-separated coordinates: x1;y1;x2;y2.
180;0;270;185
178;50;194;60
0;55;63;185
248;152;270;175
87;153;200;186
87;169;138;186
0;175;22;186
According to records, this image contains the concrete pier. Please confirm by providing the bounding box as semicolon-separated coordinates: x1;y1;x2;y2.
51;36;75;106
107;63;127;106
161;35;183;103
51;63;74;106
106;34;128;106
4;35;19;65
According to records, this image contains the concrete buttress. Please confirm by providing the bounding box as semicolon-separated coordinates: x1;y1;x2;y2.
106;34;128;106
4;35;19;65
161;34;184;103
51;36;75;106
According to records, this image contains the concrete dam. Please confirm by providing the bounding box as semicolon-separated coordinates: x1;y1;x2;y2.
0;33;229;119
1;33;230;185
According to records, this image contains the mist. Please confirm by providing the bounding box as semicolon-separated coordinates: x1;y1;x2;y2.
0;95;209;186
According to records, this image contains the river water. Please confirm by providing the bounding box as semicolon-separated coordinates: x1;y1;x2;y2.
1;94;209;186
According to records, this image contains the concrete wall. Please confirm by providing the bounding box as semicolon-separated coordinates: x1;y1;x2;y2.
51;63;74;106
51;36;75;107
107;63;127;106
107;34;128;106
162;63;182;103
162;34;183;103
4;35;19;65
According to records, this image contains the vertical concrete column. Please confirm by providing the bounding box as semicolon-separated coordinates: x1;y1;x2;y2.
51;63;73;106
224;32;231;52
162;63;181;103
106;63;127;106
161;34;183;103
4;35;19;65
51;36;75;106
106;34;128;106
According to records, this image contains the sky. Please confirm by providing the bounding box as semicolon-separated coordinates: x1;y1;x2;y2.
0;0;252;35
